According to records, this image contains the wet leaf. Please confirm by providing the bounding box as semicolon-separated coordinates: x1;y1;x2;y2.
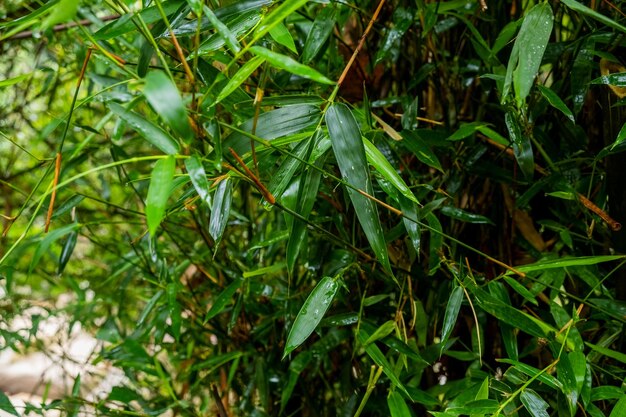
284;276;339;358
253;0;309;41
520;389;550;417
440;285;463;355
364;138;417;203
505;110;534;179
440;206;494;225
146;156;176;236
537;85;575;122
144;71;193;142
302;6;336;63
185;154;211;207
560;0;626;34
250;46;334;85
203;5;241;53
326;103;392;275
209;178;233;243
216;55;265;104
108;102;180;155
269;22;297;53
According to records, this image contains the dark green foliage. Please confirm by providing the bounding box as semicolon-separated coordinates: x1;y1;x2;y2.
1;0;626;416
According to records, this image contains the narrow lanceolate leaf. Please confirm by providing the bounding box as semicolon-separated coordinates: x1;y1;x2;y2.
399;195;421;254
560;0;626;34
108;102;180;155
284;276;339;358
520;389;550;417
42;0;79;30
0;389;19;416
205;277;244;321
537;85;575;122
610;395;626;417
209;178;232;243
503;2;553;105
144;71;193;142
302;6;336;63
215;56;265;104
610;122;626;150
203;5;241;53
57;229;78;274
505;110;534;179
440;285;464;355
388;391;412;417
185;154;211;207
326;103;392;275
146;156;176;236
250;46;334;85
269;22;297;53
364;138;417;203
253;0;309;41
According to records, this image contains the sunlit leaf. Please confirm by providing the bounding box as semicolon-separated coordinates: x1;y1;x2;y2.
42;0;79;30
284;276;339;358
108;102;180;155
146;156;176;236
144;71;193;142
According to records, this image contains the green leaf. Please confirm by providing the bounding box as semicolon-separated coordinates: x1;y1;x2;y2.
216;55;265;104
503;2;553;105
446;400;500;415
388;391;412;417
326;103;392;275
108;102;180;155
471;377;490;417
520;389;550;417
503;276;538;306
284;276;339;358
585;342;626;365
364;138;417;203
197;11;261;55
426;213;443;275
137;290;164;327
0;389;19;416
399;195;421;254
537;85;575;123
610;395;626;417
203;5;241;53
513;255;626;273
253;0;309;41
57;229;78;274
144;71;193;142
363;320;396;346
250;46;334;85
505;110;534;179
209;178;233;243
185;154;211;207
94;1;185;40
440;206;494;225
610;122;626;151
269;22;297;53
205;278;244;321
42;0;79;30
447;122;489;141
302;6;336;63
146;156;176;236
357;328;409;396
401;130;443;172
498;359;562;390
440;285;464;355
0;73;30;88
558;352;583;416
560;0;626;34
30;223;80;274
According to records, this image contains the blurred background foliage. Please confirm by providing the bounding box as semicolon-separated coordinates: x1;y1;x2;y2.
1;0;626;416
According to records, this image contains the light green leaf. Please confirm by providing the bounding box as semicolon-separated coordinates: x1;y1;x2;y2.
364;138;417;203
363;320;396;346
440;285;464;355
0;73;30;88
269;22;297;53
250;46;334;85
144;71;193;142
471;377;490;417
209;178;232;243
558;352;583;416
253;0;309;42
42;0;79;30
537;85;575;122
203;5;241;53
585;342;626;365
560;0;626;34
610;395;626;417
302;6;336;63
388;391;412;417
185;154;211;207
610;122;626;151
513;255;626;273
108;102;180;155
146;156;176;236
216;55;265;104
520;389;550;417
284;276;339;358
503;276;538;306
447;122;489;141
326;103;392;275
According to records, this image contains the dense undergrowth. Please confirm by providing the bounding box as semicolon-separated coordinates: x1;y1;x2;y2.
2;0;626;416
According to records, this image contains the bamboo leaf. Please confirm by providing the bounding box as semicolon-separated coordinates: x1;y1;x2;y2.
42;0;79;30
269;22;297;53
250;46;334;85
505;110;534;179
30;223;80;274
185;154;211;207
364;138;417;203
253;0;309;41
560;0;626;34
302;6;336;63
326;103;392;275
203;5;241;53
388;391;412;417
108;102;180;155
440;285;464;355
205;278;244;321
284;276;339;358
609;395;626;417
520;389;550;417
144;71;193;142
0;389;19;417
209;178;233;243
146;156;176;236
401;130;443;172
537;85;575;123
216;55;265;104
